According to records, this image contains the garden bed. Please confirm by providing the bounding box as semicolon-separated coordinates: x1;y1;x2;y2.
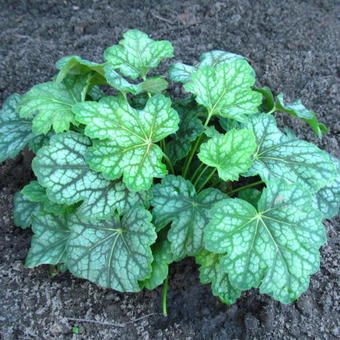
0;1;339;338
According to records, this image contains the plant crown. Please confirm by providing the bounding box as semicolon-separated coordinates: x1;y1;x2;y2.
2;30;339;310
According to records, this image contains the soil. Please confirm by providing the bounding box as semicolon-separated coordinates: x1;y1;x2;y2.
0;0;339;339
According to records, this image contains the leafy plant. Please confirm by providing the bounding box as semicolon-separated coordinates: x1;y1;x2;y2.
2;30;339;314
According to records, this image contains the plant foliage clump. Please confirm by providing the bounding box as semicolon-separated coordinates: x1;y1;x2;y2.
1;30;339;311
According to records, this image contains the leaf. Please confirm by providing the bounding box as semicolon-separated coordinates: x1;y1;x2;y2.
313;157;340;219
245;114;337;192
139;76;168;94
198;129;256;181
21;180;46;202
104;29;173;79
25;213;70;267
219;117;242;132
196;250;241;304
141;238;173;290
253;86;275;112
238;188;262;207
55;55;105;83
67;207;157;292
168;50;243;83
13;192;40;229
21;180;72;215
198;50;244;67
19;76;89;134
166;102;204;163
151;175;226;260
184;60;262;122
205;126;222;138
103;64;140;94
73;95;179;191
32;131;148;220
168;63;196;83
276;94;328;138
0;94;35;161
204;179;326;303
28;132;54;153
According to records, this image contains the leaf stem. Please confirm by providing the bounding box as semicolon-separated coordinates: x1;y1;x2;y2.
161;139;166;152
197;168;216;192
190;162;205;183
162;278;168;316
182;112;212;178
163;152;175;174
226;180;264;195
193;164;210;187
267;107;276;114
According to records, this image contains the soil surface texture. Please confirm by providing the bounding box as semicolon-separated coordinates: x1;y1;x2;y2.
0;1;339;339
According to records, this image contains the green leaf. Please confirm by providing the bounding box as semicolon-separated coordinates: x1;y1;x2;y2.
13;192;40;229
313;158;340;219
198;50;244;67
151;175;226;260
28;132;54;153
32;131;148;220
238;188;262;207
19;76;89;134
104;29;173;79
73;95;179;191
139;76;168;94
166;103;204;163
21;180;46;202
141;238;173;290
204;180;326;303
0;94;35;161
184;60;262;122
198;129;256;181
103;64;140;94
67;207;157;292
196;250;241;304
219;117;242;132
245;114;337;192
169;50;243;83
55;55;105;83
168;63;196;83
21;180;73;215
25;213;70;267
253;86;275;112
276;94;328;138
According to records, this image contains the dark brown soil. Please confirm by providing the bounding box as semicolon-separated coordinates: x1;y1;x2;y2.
0;1;339;339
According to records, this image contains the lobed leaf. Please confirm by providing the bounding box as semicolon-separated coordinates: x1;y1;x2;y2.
151;175;226;260
32;131;147;220
245;114;337;192
169;50;243;83
104;29;173;79
0;94;35;161
198;129;256;181
67;207;157;292
13;192;41;229
73;95;179;191
19;75;90;134
141;238;173;290
276;94;328;138
184;60;262;122
313;157;340;219
25;213;70;267
196;250;241;304
55;55;105;83
205;180;326;303
103;64;140;94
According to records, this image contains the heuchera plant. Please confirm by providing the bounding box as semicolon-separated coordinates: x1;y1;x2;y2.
1;30;339;314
